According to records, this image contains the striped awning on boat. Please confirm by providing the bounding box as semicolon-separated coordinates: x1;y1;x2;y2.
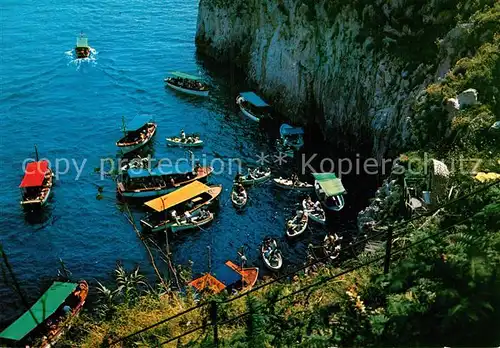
127;162;192;178
239;92;269;107
171;71;201;80
19;161;49;188
0;282;77;341
144;180;211;212
312;173;346;196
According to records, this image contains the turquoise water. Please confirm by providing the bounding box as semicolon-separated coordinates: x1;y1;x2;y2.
0;0;373;326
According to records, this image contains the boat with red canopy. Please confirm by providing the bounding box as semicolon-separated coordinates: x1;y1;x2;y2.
19;160;53;208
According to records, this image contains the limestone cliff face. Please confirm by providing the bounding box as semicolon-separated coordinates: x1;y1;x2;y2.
196;0;497;157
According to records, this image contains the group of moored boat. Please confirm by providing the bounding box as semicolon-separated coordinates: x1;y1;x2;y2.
10;49;349;345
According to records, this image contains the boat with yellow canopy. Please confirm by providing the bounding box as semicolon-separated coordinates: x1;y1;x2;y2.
140;180;222;232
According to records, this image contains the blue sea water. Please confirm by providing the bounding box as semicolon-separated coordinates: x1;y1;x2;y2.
0;0;375;326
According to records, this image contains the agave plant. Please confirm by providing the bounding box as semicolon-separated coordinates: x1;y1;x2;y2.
114;265;147;304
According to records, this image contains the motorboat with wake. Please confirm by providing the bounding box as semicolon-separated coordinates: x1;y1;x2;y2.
75;33;91;59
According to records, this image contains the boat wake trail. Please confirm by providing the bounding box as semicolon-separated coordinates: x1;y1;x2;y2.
66;48;98;70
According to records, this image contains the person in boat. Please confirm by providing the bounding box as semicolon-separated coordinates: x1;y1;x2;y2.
171;210;180;224
180;130;186;142
184;211;192;223
291;173;299;185
247;168;255;179
186;200;194;210
237;183;246;196
313;200;322;212
193;161;202;176
305;195;314;209
170;177;176;187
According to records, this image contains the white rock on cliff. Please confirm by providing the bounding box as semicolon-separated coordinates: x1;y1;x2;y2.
457;88;478;107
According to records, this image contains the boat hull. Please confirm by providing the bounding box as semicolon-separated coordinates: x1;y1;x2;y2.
166;81;209;97
120;187;175;198
166;138;204;147
315;184;345;211
116;124;157;155
286;215;309;238
238;103;260;122
273;178;314;191
171;213;214;233
302;200;326;225
237;171;271;186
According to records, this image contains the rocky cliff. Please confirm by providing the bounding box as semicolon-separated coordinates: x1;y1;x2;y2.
196;0;499;157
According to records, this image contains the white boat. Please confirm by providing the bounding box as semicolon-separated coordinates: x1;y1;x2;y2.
116;116;157;154
164;71;209;97
323;234;342;261
286;212;308;238
231;184;248;209
273;178;314;191
170;211;214;233
166;135;204;147
261;238;283;271
302;199;326;225
236;92;271;122
313;173;346;211
235;168;271;186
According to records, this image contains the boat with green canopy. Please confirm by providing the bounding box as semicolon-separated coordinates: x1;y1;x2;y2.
0;280;88;348
164;71;209;97
313;173;346;211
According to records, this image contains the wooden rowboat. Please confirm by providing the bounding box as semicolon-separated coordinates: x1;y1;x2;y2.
286;212;309;238
273;178;314;191
0;281;88;347
166;135;204;147
231;185;248;209
116;117;157;155
170;210;214;233
235;168;271;186
261;237;283;271
302;199;326;225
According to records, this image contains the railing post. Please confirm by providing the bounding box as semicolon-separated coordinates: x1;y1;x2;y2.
210;300;219;347
383;226;393;274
